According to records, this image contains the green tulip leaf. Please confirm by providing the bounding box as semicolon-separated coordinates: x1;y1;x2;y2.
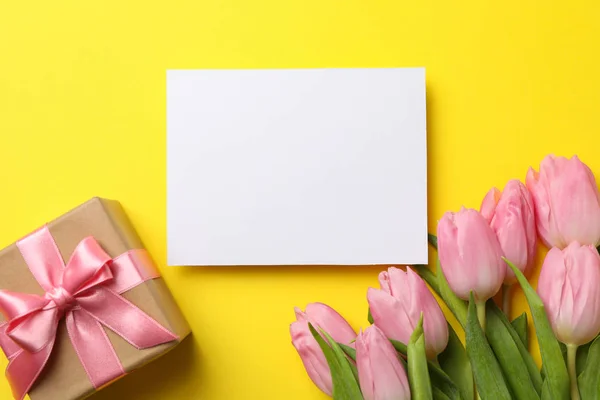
488;302;542;394
578;336;600;400
321;330;359;391
432;385;452;400
367;307;374;324
544;343;567;397
348;358;359;384
391;338;460;399
427;351;461;400
428;233;438;250
408;315;434;400
558;342;568;368
505;258;570;400
400;355;408;369
465;293;512;400
308;324;363;400
338;342;356;361
576;338;594;377
485;302;540;399
436;258;467;328
335;342;359;383
511;312;529;349
438;323;474;400
390;339;408;355
541;380;551;400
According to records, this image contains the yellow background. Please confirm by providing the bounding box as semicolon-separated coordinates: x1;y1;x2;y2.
0;0;599;399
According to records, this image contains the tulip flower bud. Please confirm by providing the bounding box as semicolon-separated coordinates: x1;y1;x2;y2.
289;320;333;395
480;179;537;283
526;155;600;249
437;208;505;302
356;325;411;400
290;303;356;395
367;267;448;358
537;242;600;346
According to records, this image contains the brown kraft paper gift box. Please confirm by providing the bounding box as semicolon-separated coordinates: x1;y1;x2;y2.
0;197;191;400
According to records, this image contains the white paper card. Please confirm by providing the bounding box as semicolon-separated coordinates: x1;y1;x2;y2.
167;68;427;266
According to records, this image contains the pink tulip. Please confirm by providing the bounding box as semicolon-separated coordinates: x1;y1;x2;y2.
290;303;357;395
356;325;411;400
480;180;537;283
437;207;505;301
537;242;600;345
367;267;448;358
526;155;600;249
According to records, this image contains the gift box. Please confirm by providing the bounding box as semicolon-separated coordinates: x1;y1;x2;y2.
0;198;191;400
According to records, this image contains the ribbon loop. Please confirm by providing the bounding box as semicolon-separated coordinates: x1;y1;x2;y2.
0;291;47;321
0;227;178;400
62;237;113;295
6;308;59;353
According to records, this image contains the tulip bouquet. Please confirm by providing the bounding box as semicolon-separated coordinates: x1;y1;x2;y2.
290;155;600;400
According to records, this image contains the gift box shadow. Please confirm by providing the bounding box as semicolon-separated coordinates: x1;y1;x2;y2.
92;335;199;400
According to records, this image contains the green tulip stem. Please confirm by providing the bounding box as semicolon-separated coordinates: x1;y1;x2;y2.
475;301;486;332
502;284;512;317
567;343;581;400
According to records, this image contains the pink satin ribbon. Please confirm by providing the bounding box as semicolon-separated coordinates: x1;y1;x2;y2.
0;226;178;400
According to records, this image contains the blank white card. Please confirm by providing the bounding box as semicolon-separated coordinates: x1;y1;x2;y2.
167;68;427;266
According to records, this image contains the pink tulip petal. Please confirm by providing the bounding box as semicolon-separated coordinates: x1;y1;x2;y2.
291;303;356;395
405;269;426;335
538;247;567;329
367;288;413;345
378;270;392;294
553;158;600;246
294;307;307;321
527;165;564;248
568;244;600;343
482;180;537;284
356;330;375;400
527;155;600;248
407;268;449;357
480;187;501;222
538;242;600;345
385;267;408;299
453;209;505;301
357;326;410;400
305;302;356;344
290;321;332;395
437;212;469;299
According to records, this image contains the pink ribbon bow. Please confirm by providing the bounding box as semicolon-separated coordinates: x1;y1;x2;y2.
0;227;178;400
